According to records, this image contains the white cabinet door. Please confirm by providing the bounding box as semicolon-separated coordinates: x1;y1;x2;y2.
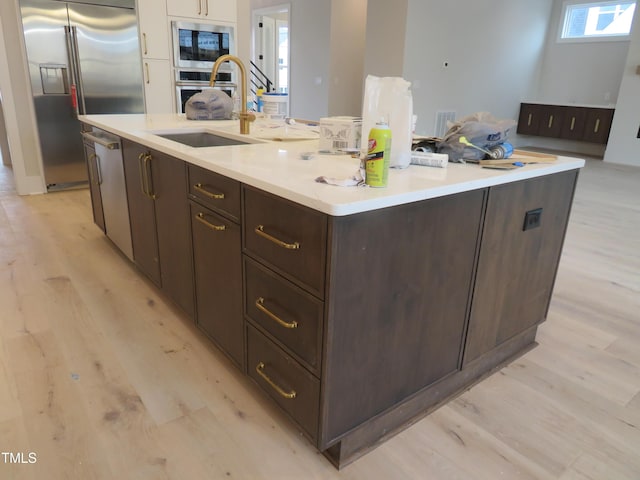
142;59;175;114
137;0;171;60
166;0;236;22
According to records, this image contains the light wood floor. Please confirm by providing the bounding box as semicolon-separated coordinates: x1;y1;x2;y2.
0;159;639;479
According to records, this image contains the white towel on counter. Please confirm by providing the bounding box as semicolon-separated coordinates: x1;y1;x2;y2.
315;168;365;187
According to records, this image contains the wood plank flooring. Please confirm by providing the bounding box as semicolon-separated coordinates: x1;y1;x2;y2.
0;159;639;479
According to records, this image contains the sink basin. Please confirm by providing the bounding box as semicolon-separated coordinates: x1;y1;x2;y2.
156;131;251;148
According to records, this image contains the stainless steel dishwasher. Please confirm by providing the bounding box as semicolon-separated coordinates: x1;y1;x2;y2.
82;128;133;260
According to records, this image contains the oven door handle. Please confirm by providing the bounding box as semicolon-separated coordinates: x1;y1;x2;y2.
176;81;236;88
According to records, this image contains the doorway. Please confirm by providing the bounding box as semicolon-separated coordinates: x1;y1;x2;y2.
252;4;290;95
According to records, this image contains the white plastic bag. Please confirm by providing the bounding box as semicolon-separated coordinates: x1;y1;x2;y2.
361;75;413;169
185;89;233;120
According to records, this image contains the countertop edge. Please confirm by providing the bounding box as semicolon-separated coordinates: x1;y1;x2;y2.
80;114;586;217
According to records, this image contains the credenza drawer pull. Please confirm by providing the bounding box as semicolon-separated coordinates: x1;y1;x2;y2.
594;118;601;133
195;212;226;231
255;297;298;329
194;183;225;199
255;225;300;250
256;362;297;399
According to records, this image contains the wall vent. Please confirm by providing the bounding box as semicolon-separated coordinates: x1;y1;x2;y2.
434;111;456;138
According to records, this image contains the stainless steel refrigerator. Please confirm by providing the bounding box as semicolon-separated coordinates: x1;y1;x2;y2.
20;0;144;190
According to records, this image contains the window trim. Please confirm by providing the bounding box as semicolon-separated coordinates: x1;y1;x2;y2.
557;0;636;43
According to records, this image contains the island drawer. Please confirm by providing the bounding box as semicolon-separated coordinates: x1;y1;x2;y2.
188;165;241;222
243;186;328;298
247;324;320;440
244;257;323;375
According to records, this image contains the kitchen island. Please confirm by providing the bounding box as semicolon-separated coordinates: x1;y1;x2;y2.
80;114;584;468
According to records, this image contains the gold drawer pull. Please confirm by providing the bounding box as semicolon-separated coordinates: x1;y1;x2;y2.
255;297;298;329
256;362;297;399
548;115;554;129
194;183;225;199
255;225;300;250
527;113;532;126
195;212;226;231
570;117;576;131
594;118;600;133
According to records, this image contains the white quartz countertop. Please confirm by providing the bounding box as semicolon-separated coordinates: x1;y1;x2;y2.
80;114;585;216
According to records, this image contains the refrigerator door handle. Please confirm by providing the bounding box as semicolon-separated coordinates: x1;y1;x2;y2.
64;26;79;114
67;26;86;115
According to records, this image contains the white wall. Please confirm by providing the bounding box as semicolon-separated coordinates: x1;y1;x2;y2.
537;0;630;105
604;11;640;166
362;0;407;78
402;0;553;137
327;0;367;116
0;0;46;194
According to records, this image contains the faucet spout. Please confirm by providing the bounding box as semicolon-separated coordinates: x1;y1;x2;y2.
210;54;255;135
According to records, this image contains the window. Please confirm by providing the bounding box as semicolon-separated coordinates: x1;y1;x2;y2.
560;1;636;40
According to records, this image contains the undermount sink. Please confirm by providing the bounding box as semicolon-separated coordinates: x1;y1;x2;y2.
155;131;252;148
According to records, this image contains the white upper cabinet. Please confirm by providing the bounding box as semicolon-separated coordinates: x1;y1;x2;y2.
137;0;171;60
166;0;237;23
142;59;175;114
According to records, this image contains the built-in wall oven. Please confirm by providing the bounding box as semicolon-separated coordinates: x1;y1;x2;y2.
175;70;236;114
171;21;236;113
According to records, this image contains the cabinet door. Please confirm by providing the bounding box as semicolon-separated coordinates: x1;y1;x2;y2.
463;170;579;366
560;107;587;141
151;151;195;318
138;0;170;60
537;105;565;138
583;108;614;144
84;142;105;232
142;59;175;114
321;189;486;445
191;202;243;368
166;0;236;22
206;0;237;22
517;103;541;135
122;139;161;286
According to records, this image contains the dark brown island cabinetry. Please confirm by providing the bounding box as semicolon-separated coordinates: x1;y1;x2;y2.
517;102;614;144
121;139;195;318
100;137;579;468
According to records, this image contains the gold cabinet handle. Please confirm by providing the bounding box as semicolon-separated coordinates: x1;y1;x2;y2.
255;362;297;399
138;152;155;199
143;32;148;55
255;297;298;329
195;212;226;231
254;225;300;250
594;118;600;133
548;115;554;129
194;183;225;199
527;113;532;126
570;117;576;131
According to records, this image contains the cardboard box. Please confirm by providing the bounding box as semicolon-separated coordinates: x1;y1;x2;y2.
319;116;362;151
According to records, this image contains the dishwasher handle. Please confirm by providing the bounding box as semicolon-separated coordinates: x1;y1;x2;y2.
82;132;120;150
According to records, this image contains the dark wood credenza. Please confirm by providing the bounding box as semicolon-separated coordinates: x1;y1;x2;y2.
517;102;614;144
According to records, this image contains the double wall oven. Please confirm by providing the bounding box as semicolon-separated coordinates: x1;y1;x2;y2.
172;21;236;113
